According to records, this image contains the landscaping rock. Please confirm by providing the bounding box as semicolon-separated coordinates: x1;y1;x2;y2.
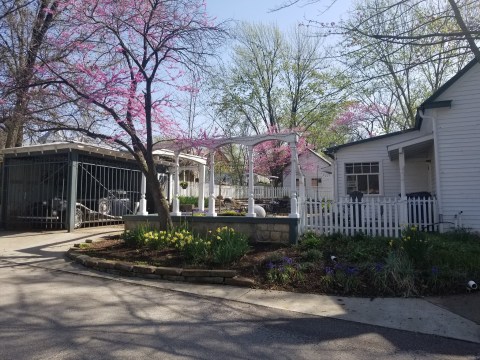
114;262;134;272
132;265;156;274
225;276;255;287
208;269;237;278
96;259;116;270
154;267;183;276
85;239;93;244
163;275;185;282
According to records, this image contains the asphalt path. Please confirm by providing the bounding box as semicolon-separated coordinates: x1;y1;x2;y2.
0;229;479;359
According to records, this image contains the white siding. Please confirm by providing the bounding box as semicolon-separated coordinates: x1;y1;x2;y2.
427;62;480;230
284;150;333;199
334;130;434;200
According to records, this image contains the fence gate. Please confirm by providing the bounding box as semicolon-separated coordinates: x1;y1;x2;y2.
1;154;70;229
0;152;142;230
75;155;142;228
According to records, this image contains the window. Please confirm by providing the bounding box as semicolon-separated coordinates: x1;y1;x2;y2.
311;178;321;187
345;162;379;195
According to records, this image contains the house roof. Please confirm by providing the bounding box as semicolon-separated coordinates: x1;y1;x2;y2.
326;57;479;156
0;141;134;160
325;129;417;157
0;141;207;167
304;149;332;165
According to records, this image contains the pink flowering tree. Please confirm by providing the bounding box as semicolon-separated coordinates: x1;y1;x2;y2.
253;132;312;185
38;0;225;229
330;102;395;142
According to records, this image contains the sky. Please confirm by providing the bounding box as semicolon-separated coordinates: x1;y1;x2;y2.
205;0;354;31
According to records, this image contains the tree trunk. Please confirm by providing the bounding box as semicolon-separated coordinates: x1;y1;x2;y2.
146;171;173;230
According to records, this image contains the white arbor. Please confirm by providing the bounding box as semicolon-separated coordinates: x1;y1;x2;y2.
149;132;302;218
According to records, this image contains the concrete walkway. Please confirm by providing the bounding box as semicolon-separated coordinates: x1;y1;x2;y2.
1;227;479;344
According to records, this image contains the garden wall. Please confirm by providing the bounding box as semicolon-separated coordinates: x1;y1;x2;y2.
123;215;300;244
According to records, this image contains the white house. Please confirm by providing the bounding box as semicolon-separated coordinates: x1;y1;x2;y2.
283;148;334;200
326;58;480;232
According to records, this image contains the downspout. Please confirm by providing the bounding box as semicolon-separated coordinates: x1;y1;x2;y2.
419;110;443;230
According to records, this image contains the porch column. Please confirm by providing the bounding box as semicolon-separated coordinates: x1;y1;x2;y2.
289;142;299;218
207;151;217;216
198;164;206;211
137;173;148;215
170;151;181;216
246;145;256;217
399;147;408;226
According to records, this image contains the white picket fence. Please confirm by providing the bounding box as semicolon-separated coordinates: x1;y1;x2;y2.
177;183;333;200
303;197;438;238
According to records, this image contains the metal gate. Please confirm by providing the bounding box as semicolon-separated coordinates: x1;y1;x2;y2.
1;154;70;229
76;155;141;228
0;152;142;230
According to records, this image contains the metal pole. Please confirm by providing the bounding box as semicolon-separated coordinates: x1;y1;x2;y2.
67;151;79;232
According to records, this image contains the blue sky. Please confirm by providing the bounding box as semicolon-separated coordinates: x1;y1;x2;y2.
205;0;353;31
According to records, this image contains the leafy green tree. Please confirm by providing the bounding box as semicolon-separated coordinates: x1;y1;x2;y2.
209;22;343;150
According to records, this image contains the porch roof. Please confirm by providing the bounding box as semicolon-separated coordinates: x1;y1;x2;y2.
387;133;434;160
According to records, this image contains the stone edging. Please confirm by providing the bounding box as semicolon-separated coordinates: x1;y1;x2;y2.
65;248;255;287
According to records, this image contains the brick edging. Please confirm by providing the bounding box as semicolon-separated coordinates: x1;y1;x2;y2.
65;248;255;287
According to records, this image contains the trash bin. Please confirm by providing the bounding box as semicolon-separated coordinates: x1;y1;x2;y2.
407;192;432;226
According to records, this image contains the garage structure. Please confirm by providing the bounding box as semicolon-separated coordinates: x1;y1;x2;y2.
0;142;169;231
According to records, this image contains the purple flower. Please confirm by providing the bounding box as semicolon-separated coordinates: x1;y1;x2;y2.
325;266;334;275
431;266;439;275
374;263;384;272
283;257;293;265
346;266;358;276
266;262;275;270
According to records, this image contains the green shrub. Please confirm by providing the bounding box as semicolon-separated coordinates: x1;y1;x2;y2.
397;226;431;269
266;257;304;285
218;210;246;216
374;250;417;297
208;226;250;265
123;225;152;248
299;232;324;250
301;248;323;262
178;196;198;205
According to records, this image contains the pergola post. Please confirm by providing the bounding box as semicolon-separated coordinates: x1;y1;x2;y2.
170;151;181;216
137;173;148;215
246;145;256;217
207;151;217;216
289;142;299;218
198;164;206;212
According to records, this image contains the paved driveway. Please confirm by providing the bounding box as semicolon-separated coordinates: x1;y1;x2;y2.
0;227;479;359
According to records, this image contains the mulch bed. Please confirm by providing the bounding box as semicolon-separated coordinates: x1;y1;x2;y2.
78;235;325;293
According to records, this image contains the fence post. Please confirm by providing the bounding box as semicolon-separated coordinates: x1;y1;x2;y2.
399;196;408;231
66;151;79;232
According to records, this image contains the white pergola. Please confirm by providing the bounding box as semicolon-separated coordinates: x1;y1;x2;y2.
144;132;301;218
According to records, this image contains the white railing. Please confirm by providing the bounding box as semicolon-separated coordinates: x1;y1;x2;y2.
303;197;438;238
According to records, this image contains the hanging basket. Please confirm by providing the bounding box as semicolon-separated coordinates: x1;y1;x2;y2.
180;181;188;189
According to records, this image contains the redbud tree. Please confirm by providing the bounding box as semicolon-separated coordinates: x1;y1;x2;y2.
40;0;225;229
